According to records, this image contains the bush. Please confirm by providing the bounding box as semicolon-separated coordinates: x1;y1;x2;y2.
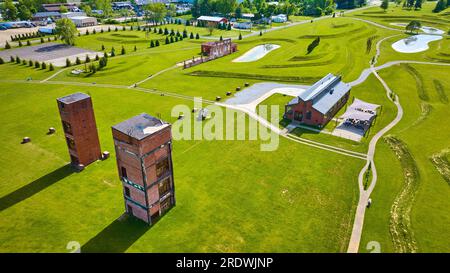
22;59;26;65
0;57;4;64
150;40;155;48
196;33;200;39
10;56;15;62
111;47;116;57
121;46;126;55
155;40;160;46
41;37;44;43
134;45;137;51
27;40;31;46
41;62;47;69
86;29;89;35
35;61;40;68
76;57;81;65
49;63;54;71
95;54;99;61
159;28;163;34
29;60;33;66
190;32;194;39
99;56;108;69
18;41;23;47
93;29;96;34
170;36;174;43
164;28;169;35
15;56;20;63
165;36;170;44
307;37;320;54
115;27;118;31
108;27;111;32
5;41;11;49
239;33;242;40
85;55;91;63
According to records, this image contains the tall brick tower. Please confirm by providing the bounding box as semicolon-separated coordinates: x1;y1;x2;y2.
57;92;102;167
112;113;175;224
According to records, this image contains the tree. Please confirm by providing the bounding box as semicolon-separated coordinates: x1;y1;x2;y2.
66;58;71;67
216;0;237;15
155;40;160;46
5;41;11;50
85;55;91;63
49;63;54;71
406;20;421;34
0;57;4;65
76;57;81;65
190;32;194;39
121;46;126;55
111;47;116;57
196;33;200;39
165;36;170;44
380;0;389;11
59;5;68;13
150;40;155;47
34;61;40;68
15;56;20;63
0;0;18;21
414;0;422;9
55;18;77;45
41;62;47;69
433;0;448;12
239;33;242;40
144;3;167;25
17;2;32;21
29;60;33;66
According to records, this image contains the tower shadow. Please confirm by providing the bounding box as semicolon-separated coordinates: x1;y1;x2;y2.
81;214;151;253
0;164;74;212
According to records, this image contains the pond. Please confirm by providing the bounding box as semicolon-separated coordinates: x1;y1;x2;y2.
232;44;280;62
391;34;443;53
389;23;445;35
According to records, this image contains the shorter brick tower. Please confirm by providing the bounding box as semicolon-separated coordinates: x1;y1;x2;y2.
57;92;102;167
112;113;175;224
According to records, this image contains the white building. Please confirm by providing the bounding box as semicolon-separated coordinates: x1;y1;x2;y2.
271;14;287;23
69;16;97;27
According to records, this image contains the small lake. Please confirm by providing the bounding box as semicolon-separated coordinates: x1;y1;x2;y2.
391;35;443;53
233;44;280;62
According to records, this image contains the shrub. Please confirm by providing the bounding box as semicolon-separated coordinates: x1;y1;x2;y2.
150;40;155;47
159;28;163;34
196;33;200;39
111;47;116;57
155;40;160;46
27;40;31;46
49;63;54;71
259;31;262;36
115;27;118;31
101;28;104;33
29;60;33;66
15;56;20;63
121;46;126;55
101;44;105;51
307;37;320;54
48;37;51;42
85;55;91;63
93;29;96;34
165;36;170;44
10;56;15;62
18;40;23;47
99;57;108;69
76;57;81;65
95;54;99;61
134;45;137;51
22;59;26;65
41;37;44;43
190;32;194;39
0;57;4;64
41;62;47;69
35;61;40;68
220;36;223;41
108;27;111;32
5;41;11;49
66;58;71;67
239;33;242;40
86;29;89;35
164;27;169;35
170;36;174;43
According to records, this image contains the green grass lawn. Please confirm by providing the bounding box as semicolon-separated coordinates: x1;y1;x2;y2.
0;4;449;253
360;64;450;253
0;82;363;252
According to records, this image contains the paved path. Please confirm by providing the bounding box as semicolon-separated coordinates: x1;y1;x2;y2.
347;69;403;252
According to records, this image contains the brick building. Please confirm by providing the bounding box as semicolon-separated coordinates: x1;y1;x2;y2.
201;39;237;58
284;73;351;127
112;113;175;224
57;92;102;167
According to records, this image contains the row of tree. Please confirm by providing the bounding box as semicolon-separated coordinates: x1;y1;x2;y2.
3;55;55;71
